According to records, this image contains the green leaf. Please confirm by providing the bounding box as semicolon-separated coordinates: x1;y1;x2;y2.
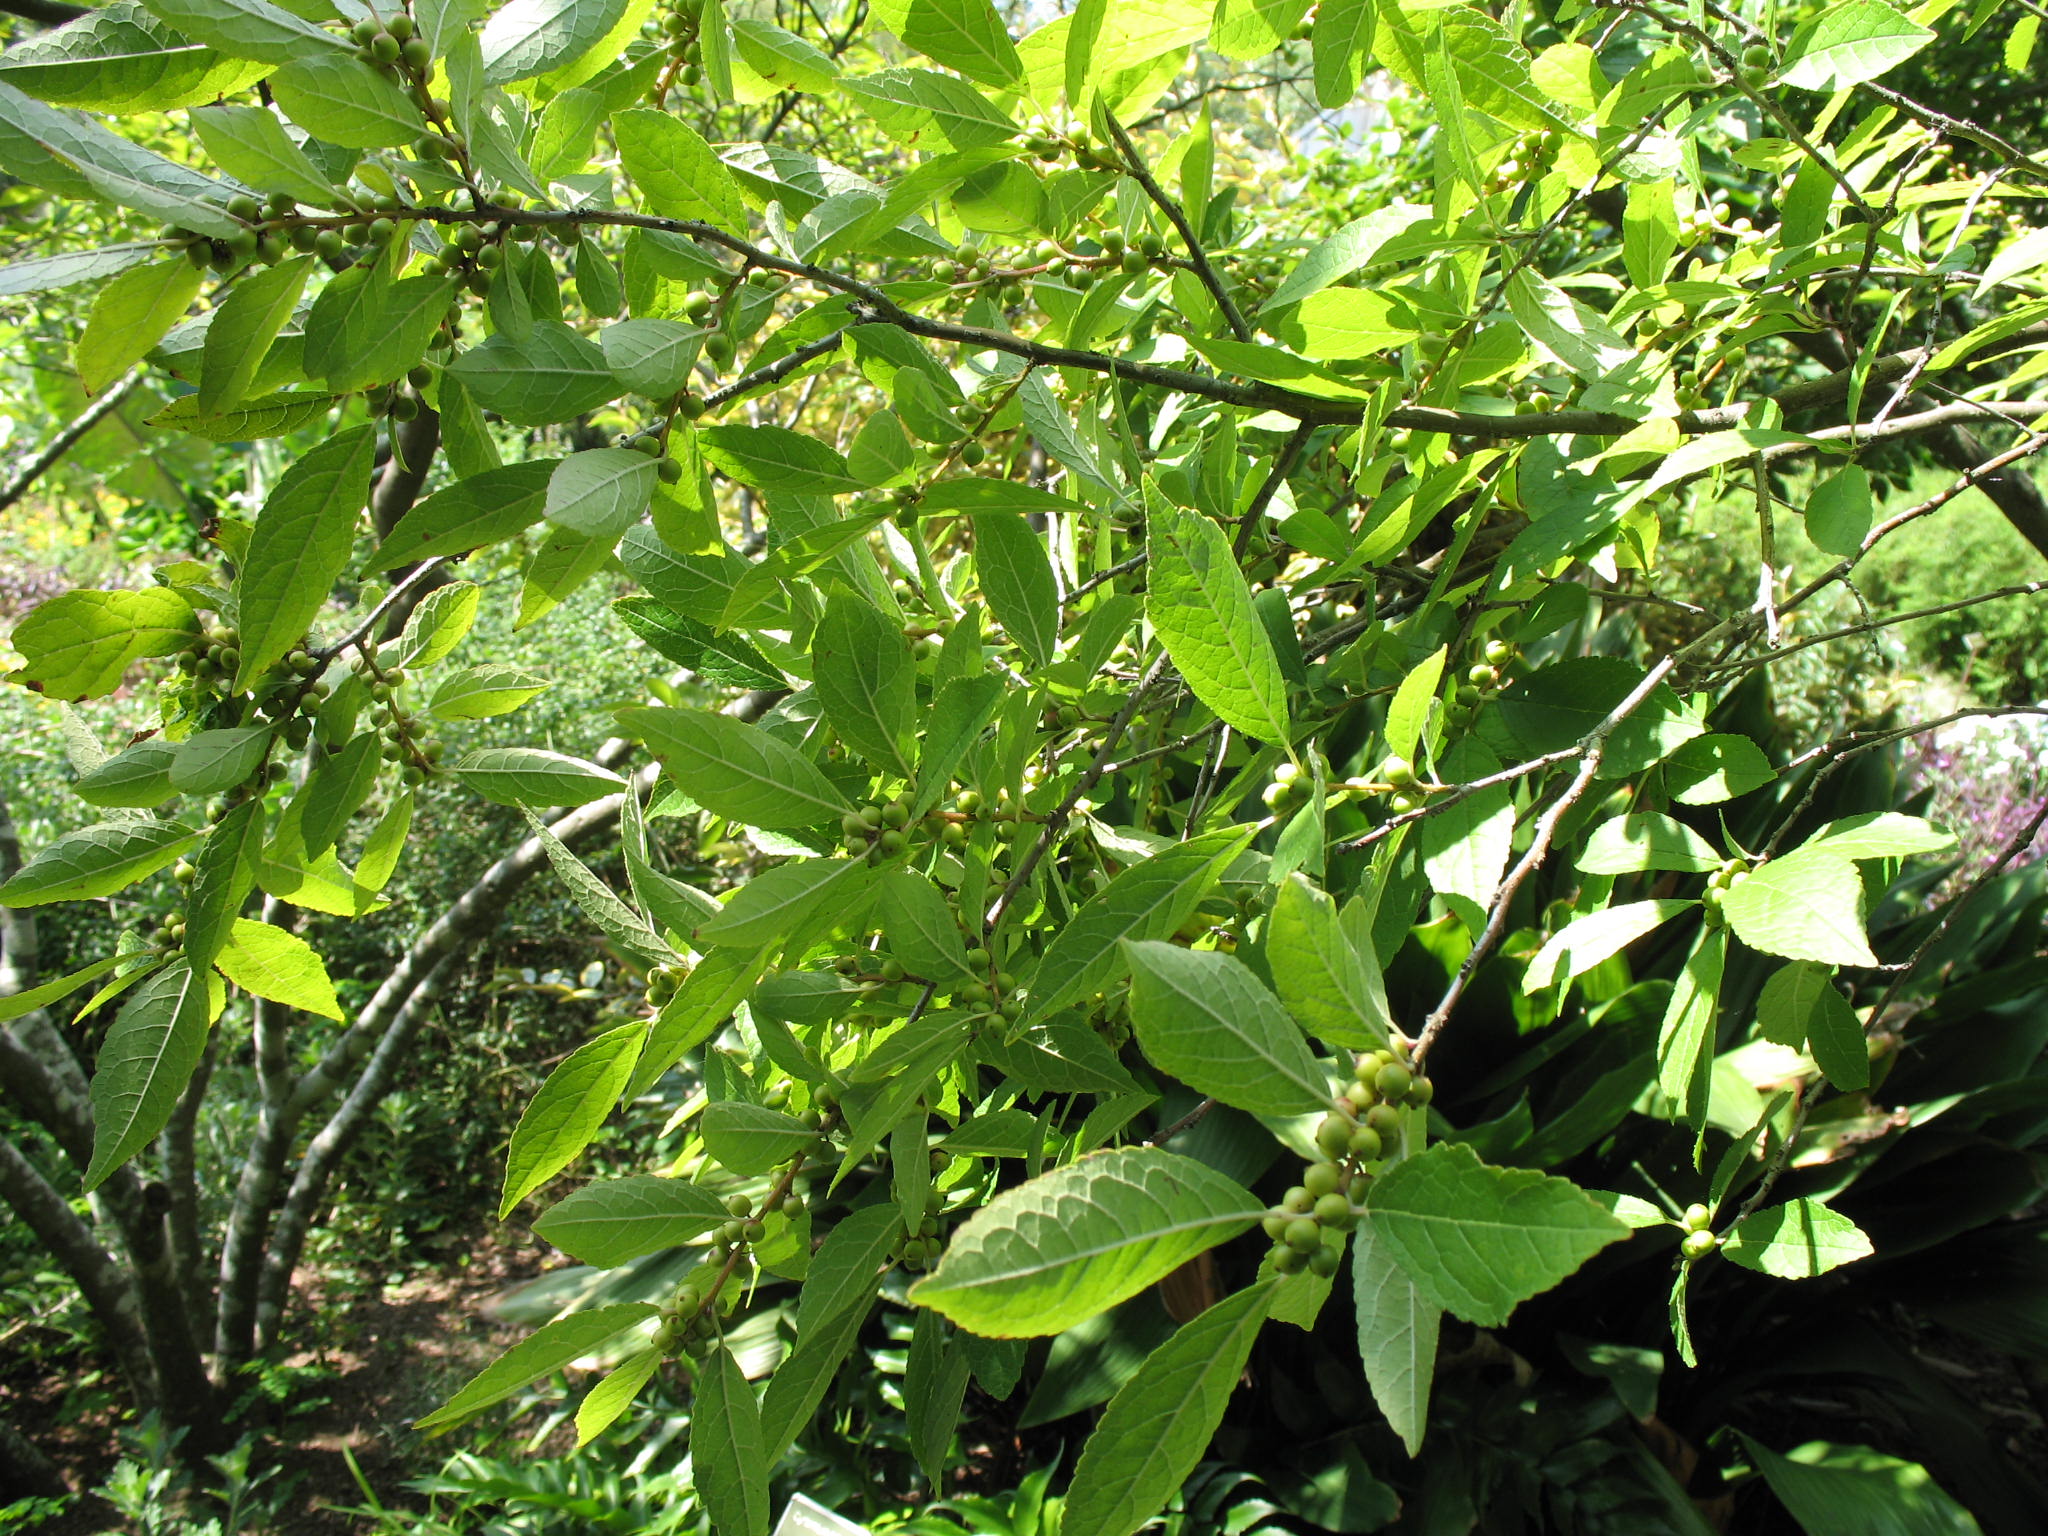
1063;1283;1277;1536
270;53;426;148
1656;928;1726;1125
416;1303;657;1431
1382;645;1444;765
455;747;626;808
0;819;202;907
1146;497;1291;745
190;103;338;205
234;425;377;690
480;0;628;82
870;0;1020;86
694;1345;770;1536
972;511;1060;668
910;1146;1264;1337
0;243;157;295
1364;1143;1630;1327
630;947;774;1097
1310;0;1373;108
1285;287;1419;359
697;423;863;496
0;953;124;1024
76;259;202;394
1267;873;1390;1049
533;1174;729;1267
575;1347;660;1448
1801;812;1955;861
1738;1434;1980;1536
799;1203;903;1333
618;707;852;828
304;267;461;394
168;726;271;795
730;17;841;91
0;2;267;114
545;448;656;540
614;107;746;230
9;586;198;701
878;869;975;982
701;1099;816;1175
1123;941;1329;1116
296;733;380;859
1023;825;1256;1026
838;67;1017;153
1780;0;1933;90
812;590;916;777
74;739;180;808
1721;1199;1874;1278
1665;734;1776;806
1352;1212;1438;1457
182;799;262;971
500;1021;646;1216
214;917;342;1020
1577;813;1722;875
396;581;481;670
372;460;558;570
199;254;311;415
1262;205;1430;312
149;390;341;440
695;857;867;950
448;321;617;426
1524;899;1694;993
0;79;240;235
1756;961;1870;1090
1419;741;1513;908
515;807;672;969
429;665;553;721
1804;464;1873;556
1622;179;1679;290
1721;849;1877;967
84;961;216;1190
598;318;704;398
137;0;349;64
761;1286;872;1460
905;1309;973;1486
611;598;784;691
912;673;1002;819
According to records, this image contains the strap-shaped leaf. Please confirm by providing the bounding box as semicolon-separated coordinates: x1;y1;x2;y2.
905;1308;973;1486
695;857;867;950
1122;941;1330;1116
234;425;377;690
575;1346;660;1447
911;1146;1264;1336
0;953;123;1025
499;1021;647;1216
416;1303;657;1431
1063;1283;1277;1536
456;747;625;808
84;961;218;1190
619;706;852;828
514;806;671;968
1146;496;1291;745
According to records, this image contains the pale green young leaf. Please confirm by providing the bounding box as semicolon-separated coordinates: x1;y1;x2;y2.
455;747;626;808
372;460;557;570
500;1021;647;1216
0;954;124;1025
429;665;553;721
618;707;852;828
1211;0;1312;60
870;0;1020;86
1419;742;1512;909
480;0;630;82
1524;899;1695;993
12;587;198;702
1720;1198;1874;1278
1382;645;1444;765
1576;812;1722;875
575;1347;661;1448
1146;497;1291;745
1352;1212;1438;1457
533;1174;729;1267
1755;961;1869;1090
1311;0;1373;107
213;917;342;1020
1799;811;1954;861
972;510;1060;667
1063;1283;1276;1536
1622;179;1680;291
1267;872;1391;1049
1779;0;1933;90
1022;825;1256;1026
198;254;311;415
1665;734;1776;806
1721;849;1877;966
84;961;218;1190
730;17;842;91
0;819;202;908
694;1345;770;1536
838;68;1017;153
75;259;202;394
910;1146;1264;1336
1365;1143;1630;1327
190;104;339;205
355;789;413;894
813;590;916;777
234;425;377;690
1123;941;1330;1116
416;1304;657;1431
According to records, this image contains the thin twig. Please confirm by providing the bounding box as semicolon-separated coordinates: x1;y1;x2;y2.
1101;110;1251;344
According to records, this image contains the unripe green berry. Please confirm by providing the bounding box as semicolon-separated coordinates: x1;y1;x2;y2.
1682;1203;1712;1232
1284;1218;1323;1253
1303;1162;1345;1199
1313;1192;1352;1228
1681;1228;1717;1260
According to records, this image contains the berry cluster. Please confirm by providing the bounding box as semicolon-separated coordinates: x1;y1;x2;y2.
640;0;708;97
1482;128;1562;200
644;960;692;1008
360;660;444;786
1679;1203;1717;1259
896;1169;949;1270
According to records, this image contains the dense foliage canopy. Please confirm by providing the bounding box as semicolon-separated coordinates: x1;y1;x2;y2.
2;0;2048;1527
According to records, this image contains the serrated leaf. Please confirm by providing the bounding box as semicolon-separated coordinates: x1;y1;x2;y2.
1365;1143;1629;1327
500;1022;646;1216
480;0;628;82
812;590;916;777
448;321;617;426
1656;927;1725;1126
533;1174;729;1267
0;1;267;114
544;448;657;540
697;423;863;496
1800;812;1954;861
270;53;426;148
182;799;263;971
373;460;558;569
694;1345;770;1536
619;706;851;828
1664;733;1776;806
1524;899;1695;993
515;806;672;968
0;819;202;907
1123;941;1329;1116
169;727;272;795
1353;1211;1438;1457
416;1303;657;1431
598;317;704;397
870;0;1020;86
1063;1283;1276;1536
1577;812;1722;875
297;733;381;858
703;1099;815;1176
1805;465;1874;556
878;869;974;982
9;587;199;701
76;259;202;395
838;67;1017;153
910;1146;1264;1337
1780;0;1932;89
234;425;377;690
1311;0;1373;108
972;510;1060;667
84;961;216;1190
74;739;180;808
695;857;866;950
1267;873;1390;1049
149;390;340;440
214;917;342;1019
0;79;241;236
611;597;784;690
138;0;349;64
190;103;338;205
1721;849;1877;966
429;665;553;721
1023;825;1255;1026
1721;1198;1873;1277
615;107;746;230
1146;496;1291;744
199;254;312;415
